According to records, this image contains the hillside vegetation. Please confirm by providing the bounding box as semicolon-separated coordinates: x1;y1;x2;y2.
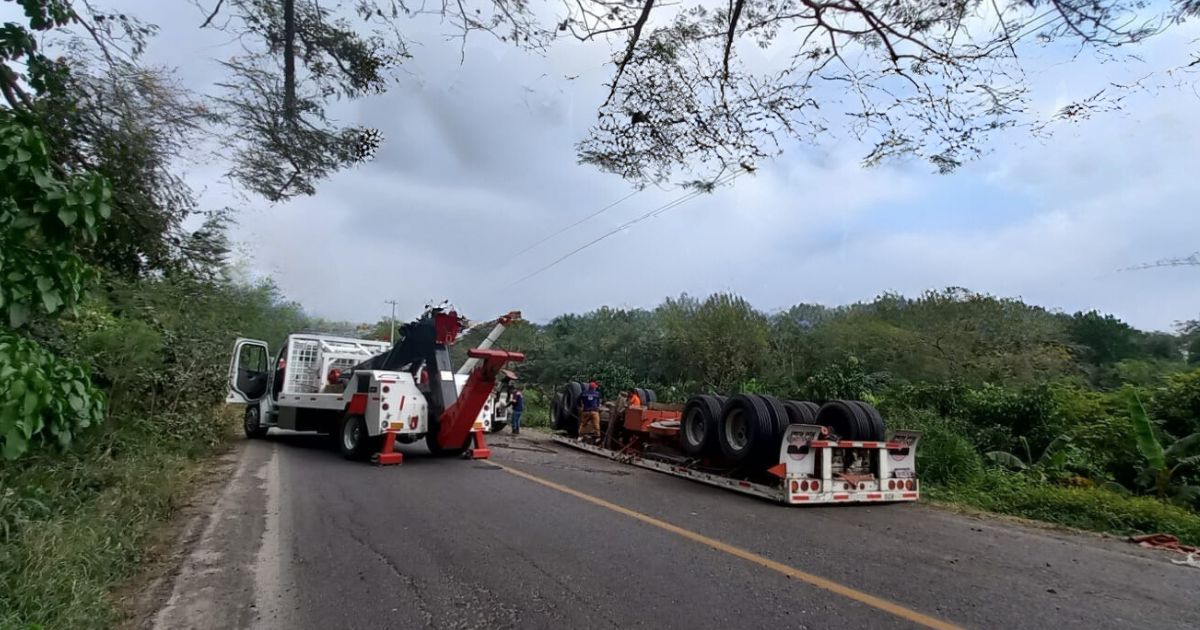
473;291;1200;543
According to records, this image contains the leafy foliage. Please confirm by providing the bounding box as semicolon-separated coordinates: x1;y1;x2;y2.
0;329;105;459
0;114;111;327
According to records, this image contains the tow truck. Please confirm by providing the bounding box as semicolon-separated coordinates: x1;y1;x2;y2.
226;304;522;463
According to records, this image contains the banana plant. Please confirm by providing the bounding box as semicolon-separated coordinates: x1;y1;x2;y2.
1130;394;1200;504
986;434;1072;482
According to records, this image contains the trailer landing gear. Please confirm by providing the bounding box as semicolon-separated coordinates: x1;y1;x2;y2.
373;430;404;466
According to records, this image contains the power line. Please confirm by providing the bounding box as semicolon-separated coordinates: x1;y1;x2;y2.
507;170;746;288
504;187;643;265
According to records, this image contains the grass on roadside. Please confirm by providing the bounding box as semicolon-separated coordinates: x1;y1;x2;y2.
0;412;233;629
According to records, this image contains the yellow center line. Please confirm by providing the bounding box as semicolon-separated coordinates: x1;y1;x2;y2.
495;462;963;630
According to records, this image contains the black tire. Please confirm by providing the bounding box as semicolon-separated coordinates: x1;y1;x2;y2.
561;382;583;436
816;400;871;441
425;430;469;457
243;406;269;439
644;389;657;404
717;394;775;466
783;400;818;425
850;401;886;441
680;395;721;456
338;414;373;460
756;394;790;439
755;395;790;467
551;392;564;429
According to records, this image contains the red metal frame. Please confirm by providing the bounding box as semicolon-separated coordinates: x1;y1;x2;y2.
436;348;525;450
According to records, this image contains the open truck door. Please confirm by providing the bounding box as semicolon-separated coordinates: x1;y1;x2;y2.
227;338;270;404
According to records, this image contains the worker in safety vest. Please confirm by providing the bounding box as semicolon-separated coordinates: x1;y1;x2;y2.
628;389;642;407
577;381;602;438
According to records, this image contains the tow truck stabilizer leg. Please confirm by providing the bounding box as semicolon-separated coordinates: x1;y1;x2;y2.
373;430;404;466
466;429;491;459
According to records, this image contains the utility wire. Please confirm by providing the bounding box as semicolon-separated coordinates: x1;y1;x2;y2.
504;187;643;264
507;169;746;288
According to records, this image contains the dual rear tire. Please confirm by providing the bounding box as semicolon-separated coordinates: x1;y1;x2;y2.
680;394;886;470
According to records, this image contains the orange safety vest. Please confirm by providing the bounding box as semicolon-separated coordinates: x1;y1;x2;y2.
629;392;642;407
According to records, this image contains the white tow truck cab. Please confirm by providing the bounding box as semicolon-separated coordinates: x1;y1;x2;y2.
226;306;522;461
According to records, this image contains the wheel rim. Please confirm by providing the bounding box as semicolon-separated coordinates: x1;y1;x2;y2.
725;408;749;452
685;408;706;446
342;418;361;451
245;408;258;432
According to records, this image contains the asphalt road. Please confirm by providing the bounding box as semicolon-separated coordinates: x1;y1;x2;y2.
147;431;1200;630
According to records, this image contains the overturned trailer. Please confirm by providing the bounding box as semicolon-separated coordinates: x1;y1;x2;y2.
551;390;921;506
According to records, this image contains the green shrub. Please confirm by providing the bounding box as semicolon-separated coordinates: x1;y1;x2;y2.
943;473;1200;546
892;409;984;486
0;330;107;459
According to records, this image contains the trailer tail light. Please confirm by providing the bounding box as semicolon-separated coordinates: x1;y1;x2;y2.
800;480;809;491
906;479;915;491
809;480;819;492
790;480;799;493
409;416;418;429
383;385;390;394
382;403;390;410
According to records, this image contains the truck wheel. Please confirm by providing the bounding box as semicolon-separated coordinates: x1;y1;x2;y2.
850;401;886;441
339;414;372;461
753;395;790;467
680;395;721;456
244;406;269;439
816;400;871;441
783;400;819;425
561;382;583;436
717;395;773;465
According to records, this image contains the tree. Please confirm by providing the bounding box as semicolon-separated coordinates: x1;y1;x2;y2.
1067;310;1140;366
570;0;1187;185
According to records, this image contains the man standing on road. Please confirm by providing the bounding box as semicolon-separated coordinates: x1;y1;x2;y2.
578;381;602;439
510;388;524;435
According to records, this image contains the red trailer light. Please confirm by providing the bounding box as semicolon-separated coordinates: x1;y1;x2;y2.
382;403;390;410
383;385;390;394
906;479;915;491
810;481;819;492
790;480;799;493
887;480;895;490
800;480;809;492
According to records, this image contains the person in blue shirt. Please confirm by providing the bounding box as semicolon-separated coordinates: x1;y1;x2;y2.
577;381;602;438
510;388;524;435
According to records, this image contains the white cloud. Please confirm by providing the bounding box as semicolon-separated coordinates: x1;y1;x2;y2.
36;2;1200;330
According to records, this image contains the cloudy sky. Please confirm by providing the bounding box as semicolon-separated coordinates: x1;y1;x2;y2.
60;2;1200;330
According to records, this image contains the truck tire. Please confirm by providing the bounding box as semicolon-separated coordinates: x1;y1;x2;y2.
783;400;818;425
339;414;372;461
816;400;871;441
551;392;564;429
680;395;721;456
561;382;583;436
717;395;774;465
850;401;886;442
754;395;790;468
243;406;269;439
